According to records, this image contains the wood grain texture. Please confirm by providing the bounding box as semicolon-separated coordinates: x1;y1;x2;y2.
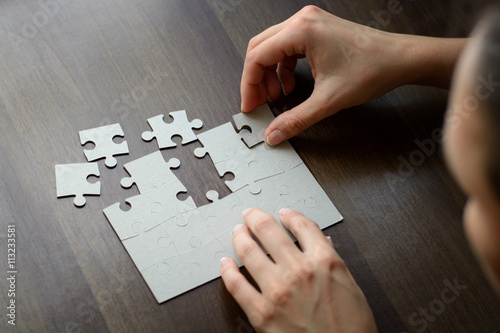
0;0;499;332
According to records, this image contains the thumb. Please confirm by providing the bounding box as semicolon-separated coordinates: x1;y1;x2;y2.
265;91;338;145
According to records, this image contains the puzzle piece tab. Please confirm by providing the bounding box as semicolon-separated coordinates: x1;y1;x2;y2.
55;162;100;207
121;151;180;194
232;104;276;147
79;123;129;168
142;110;203;149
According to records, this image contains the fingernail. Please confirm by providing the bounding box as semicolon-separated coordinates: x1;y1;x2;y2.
279;207;293;216
266;130;287;146
281;82;288;96
242;208;252;218
233;224;245;234
220;257;230;267
326;236;333;247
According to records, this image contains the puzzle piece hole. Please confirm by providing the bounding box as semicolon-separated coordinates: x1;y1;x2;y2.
189;237;203;249
86;174;100;184
157;236;171;248
176;191;190;202
149;202;162;214
164;113;175;124
81;141;96;150
157;261;172;275
221;171;235;182
119;201;132;212
112;135;126;144
170;135;183;146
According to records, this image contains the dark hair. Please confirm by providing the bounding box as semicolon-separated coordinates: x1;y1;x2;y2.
477;2;500;202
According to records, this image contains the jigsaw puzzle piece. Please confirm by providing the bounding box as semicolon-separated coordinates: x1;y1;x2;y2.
179;237;228;283
215;141;303;193
140;255;185;303
268;163;343;228
141;237;229;303
193;122;248;164
232;104;276;148
180;191;244;244
120;151;180;194
216;230;243;266
233;177;286;217
142;110;203;149
122;222;180;271
55;162;101;207
286;191;343;230
104;180;196;240
79;123;129;168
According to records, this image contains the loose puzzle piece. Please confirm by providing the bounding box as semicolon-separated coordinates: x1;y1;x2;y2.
79;123;129;168
194;122;248;164
121;151;181;194
142;110;203;149
55;163;101;207
232;104;276;147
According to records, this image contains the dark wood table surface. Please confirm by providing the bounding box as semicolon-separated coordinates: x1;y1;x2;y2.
1;0;500;332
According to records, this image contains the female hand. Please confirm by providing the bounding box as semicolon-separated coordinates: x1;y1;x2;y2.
221;208;378;332
241;5;465;145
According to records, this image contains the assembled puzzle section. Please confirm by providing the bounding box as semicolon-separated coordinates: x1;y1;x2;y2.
103;107;343;303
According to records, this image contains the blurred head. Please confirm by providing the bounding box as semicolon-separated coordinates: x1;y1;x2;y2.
444;4;500;293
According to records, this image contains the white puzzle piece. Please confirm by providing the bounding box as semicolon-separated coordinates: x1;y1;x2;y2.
79;123;129;168
55;162;101;207
232;104;276;147
267;163;343;229
142;110;203;149
193;122;248;164
121;151;180;194
214;140;303;193
122;222;180;271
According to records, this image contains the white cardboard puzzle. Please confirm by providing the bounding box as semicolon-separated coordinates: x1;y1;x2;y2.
142;110;203;149
103;106;343;303
55;162;101;207
79;123;129;168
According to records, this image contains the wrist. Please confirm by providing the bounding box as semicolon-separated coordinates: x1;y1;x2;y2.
398;35;468;89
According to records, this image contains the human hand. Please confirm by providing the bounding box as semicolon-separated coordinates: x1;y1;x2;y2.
240;5;457;145
221;208;377;332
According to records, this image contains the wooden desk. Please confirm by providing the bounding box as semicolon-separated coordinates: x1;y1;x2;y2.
1;0;499;331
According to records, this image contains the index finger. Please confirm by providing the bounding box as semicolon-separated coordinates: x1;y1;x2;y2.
241;25;307;112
